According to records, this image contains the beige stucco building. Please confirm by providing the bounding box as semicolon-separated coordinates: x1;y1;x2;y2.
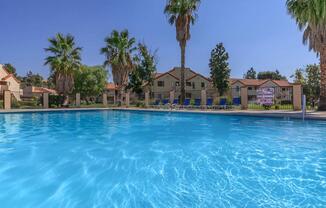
230;79;293;103
150;67;294;103
0;64;21;101
151;67;214;99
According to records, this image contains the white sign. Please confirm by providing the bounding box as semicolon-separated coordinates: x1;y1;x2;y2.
257;88;274;105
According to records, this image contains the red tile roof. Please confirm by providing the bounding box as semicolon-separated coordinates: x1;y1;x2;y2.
231;78;293;87
155;72;180;80
1;74;21;83
106;83;117;90
32;87;57;94
272;80;293;87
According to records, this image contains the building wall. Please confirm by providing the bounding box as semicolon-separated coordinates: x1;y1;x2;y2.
6;76;21;101
0;65;8;78
151;68;215;99
151;74;178;98
23;86;34;98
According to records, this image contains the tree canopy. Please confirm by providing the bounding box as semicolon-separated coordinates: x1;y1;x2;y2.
257;70;287;80
209;43;230;96
74;65;108;102
128;43;157;95
44;33;82;98
20;71;45;88
4;63;18;77
243;67;257;79
101;30;136;103
164;0;200;103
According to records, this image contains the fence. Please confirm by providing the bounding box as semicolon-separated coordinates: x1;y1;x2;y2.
139;88;242;107
0;85;302;111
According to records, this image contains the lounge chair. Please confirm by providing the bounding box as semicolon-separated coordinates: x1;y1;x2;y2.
219;98;227;109
206;98;213;109
182;98;191;108
194;99;201;108
162;99;169;105
173;99;179;105
233;97;241;106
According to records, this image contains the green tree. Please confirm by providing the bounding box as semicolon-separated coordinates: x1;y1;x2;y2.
4;63;18;77
20;71;44;88
257;70;287;80
209;43;231;96
101;30;136;104
128;43;157;96
44;33;82;105
291;68;306;85
74;65;108;103
243;67;257;79
287;0;326;110
305;64;320;102
164;0;200;103
46;73;56;89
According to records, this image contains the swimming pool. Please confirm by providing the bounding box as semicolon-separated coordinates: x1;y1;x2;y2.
0;110;325;207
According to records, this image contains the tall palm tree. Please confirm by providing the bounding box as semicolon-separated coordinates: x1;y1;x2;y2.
101;30;136;104
287;0;326;110
164;0;200;103
44;33;82;105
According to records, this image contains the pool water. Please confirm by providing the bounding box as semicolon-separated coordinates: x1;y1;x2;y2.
0;110;325;207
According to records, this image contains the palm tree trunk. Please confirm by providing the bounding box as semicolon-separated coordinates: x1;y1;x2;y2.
319;47;326;111
180;41;186;104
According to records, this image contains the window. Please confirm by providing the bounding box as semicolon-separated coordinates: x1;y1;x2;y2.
282;88;286;91
236;86;240;92
192;82;195;89
157;81;164;87
248;87;253;90
186;93;192;98
175;82;180;86
201;82;205;88
186;82;191;87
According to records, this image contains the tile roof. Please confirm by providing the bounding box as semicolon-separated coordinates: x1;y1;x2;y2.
106;83;117;90
1;74;21;83
231;78;293;87
32;87;57;94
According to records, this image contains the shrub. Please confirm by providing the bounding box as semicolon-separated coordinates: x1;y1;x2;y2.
280;100;292;105
49;95;65;107
263;104;272;110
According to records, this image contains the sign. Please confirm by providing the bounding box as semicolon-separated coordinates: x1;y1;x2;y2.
257;88;274;105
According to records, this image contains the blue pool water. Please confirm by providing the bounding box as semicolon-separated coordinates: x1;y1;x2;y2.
0;110;326;208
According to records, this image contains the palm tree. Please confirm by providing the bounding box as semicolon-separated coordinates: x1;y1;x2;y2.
287;0;326;110
164;0;200;103
44;33;82;105
101;30;136;104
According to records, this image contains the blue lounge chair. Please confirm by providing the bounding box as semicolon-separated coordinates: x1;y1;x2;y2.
219;98;227;105
194;99;201;108
219;98;227;109
206;98;213;108
233;97;241;106
173;99;179;105
183;98;190;108
162;99;169;105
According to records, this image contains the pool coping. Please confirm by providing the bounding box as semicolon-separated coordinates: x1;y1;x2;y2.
0;107;326;120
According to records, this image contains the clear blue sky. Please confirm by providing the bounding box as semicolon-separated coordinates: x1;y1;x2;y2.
0;0;318;80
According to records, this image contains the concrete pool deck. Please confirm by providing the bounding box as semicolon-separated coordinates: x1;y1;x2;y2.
0;107;326;120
